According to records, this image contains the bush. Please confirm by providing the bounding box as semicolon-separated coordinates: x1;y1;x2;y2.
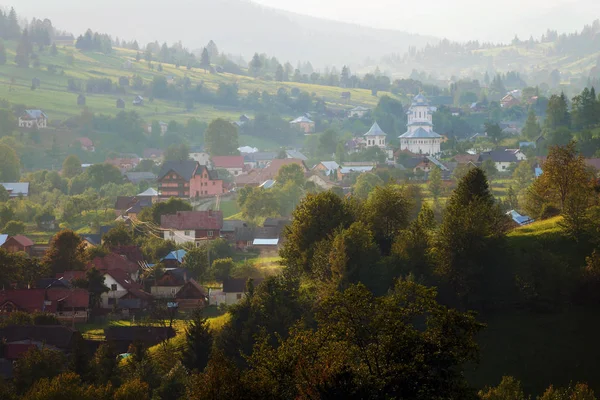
3;220;25;236
540;204;560;220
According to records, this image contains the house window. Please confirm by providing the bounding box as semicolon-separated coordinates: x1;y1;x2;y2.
108;298;116;305
236;293;243;300
111;284;117;291
208;231;214;237
169;231;174;237
171;288;177;294
185;230;191;236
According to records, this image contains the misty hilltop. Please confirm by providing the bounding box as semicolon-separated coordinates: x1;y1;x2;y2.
9;0;438;67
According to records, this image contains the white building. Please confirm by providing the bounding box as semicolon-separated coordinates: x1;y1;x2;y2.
348;106;370;118
363;122;387;149
18;110;48;129
399;94;442;155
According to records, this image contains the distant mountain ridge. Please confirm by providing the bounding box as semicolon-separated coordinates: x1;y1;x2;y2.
11;0;439;68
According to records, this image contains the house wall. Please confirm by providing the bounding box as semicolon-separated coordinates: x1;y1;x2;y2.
208;290;245;306
190;173;224;198
158;173;190;198
2;240;29;255
151;286;183;299
163;230;196;245
101;275;127;308
18;118;47;129
365;135;386;148
495;161;514;172
400;139;441;155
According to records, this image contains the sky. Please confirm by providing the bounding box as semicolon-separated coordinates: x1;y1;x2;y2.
8;0;600;43
252;0;595;41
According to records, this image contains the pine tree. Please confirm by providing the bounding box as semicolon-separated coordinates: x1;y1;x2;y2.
275;64;284;81
182;309;213;372
50;42;58;56
7;7;20;40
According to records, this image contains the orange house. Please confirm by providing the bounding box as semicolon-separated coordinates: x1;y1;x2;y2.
190;165;226;198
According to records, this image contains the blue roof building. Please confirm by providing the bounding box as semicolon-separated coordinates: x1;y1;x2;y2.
399;94;442;156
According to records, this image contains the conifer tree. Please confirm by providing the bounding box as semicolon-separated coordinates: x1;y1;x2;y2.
182;309;213;372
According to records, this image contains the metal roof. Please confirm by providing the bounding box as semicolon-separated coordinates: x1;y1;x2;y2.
162;249;187;263
290;116;313;124
253;238;279;246
285;150;308;161
340;166;374;174
259;180;276;189
399;128;441;139
0;183;29;197
364;122;387;137
411;93;430;106
0;235;7;246
137;188;159;197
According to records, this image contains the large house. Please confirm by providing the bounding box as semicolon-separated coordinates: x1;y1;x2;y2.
399;94;442;155
211;155;245;176
18;110;48;129
478;150;519;172
363;122;387;149
1;235;34;255
290;116;315;133
161;210;224;246
0;288;90;323
158;160;224;199
243;152;277;169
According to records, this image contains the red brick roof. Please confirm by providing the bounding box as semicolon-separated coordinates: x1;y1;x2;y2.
160;211;223;230
88;253;139;275
106;269;152;300
211;156;245;169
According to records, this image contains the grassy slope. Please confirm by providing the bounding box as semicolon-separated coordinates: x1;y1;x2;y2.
0;42;392;126
467;217;600;395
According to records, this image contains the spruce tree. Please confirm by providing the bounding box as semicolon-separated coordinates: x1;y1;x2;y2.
200;47;210;71
182;308;213;372
14;29;30;68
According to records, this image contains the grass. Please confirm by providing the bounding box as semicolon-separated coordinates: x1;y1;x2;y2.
219;200;240;218
0;41;388;127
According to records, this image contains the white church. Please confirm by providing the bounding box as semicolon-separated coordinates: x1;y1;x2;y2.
399;94;442;155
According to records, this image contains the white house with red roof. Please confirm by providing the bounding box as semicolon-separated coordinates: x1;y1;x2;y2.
76;137;95;152
160;210;224;246
211;155;246;176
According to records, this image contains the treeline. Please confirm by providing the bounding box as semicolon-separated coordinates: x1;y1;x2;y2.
75;29;112;54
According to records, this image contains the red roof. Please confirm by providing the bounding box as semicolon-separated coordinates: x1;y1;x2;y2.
0;289;45;313
235;158;308;186
77;137;94;147
45;288;90;309
160;211;223;230
7;235;34;247
211;156;244;169
88;253;139;275
113;246;144;264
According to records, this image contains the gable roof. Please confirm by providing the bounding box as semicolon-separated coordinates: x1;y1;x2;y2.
364;122;387;137
222;220;246;233
158;160;199;181
124;172;157;184
80;234;101;246
290;116;313;124
479;150;518;163
285;150;308;161
316;161;340;171
223;278;265;293
243;152;277;162
114;196;137;211
211;156;245;169
411;93;430;106
0;183;29;197
176;279;207;299
161;211;223;230
137;188;159;197
22;110;47;119
0;326;78;349
5;235;34;247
